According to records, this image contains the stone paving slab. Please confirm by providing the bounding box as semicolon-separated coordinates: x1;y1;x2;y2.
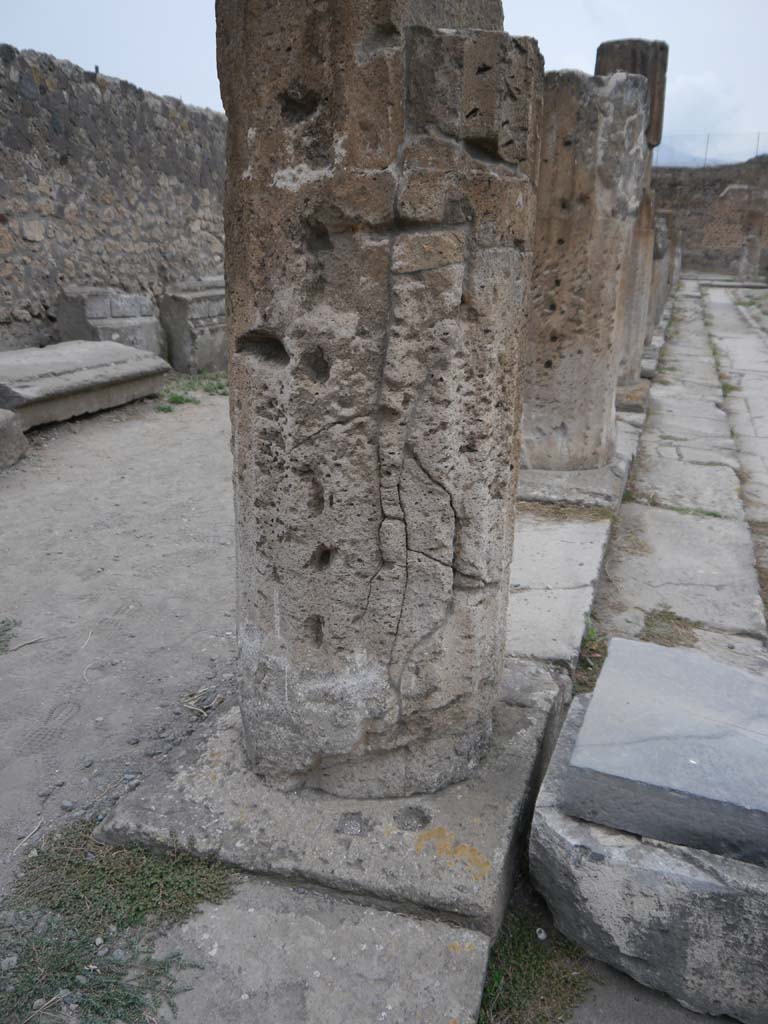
0;408;26;468
0;341;169;429
154;877;490;1024
595;502;766;640
530;696;768;1024
631;446;743;519
505;504;611;665
562;638;768;866
99;693;561;938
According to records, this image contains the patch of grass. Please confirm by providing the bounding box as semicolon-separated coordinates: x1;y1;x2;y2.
0;617;18;654
517;501;612;522
573;619;608;693
156;372;228;412
480;907;590;1024
13;823;236;932
640;606;700;648
2;822;238;1024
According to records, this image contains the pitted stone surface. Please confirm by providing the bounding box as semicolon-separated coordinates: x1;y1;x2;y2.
98;695;561;938
153;877;491;1024
0;340;169;429
531;696;768;1024
562;638;768;866
159;277;226;373
218;1;543;796
522;70;649;471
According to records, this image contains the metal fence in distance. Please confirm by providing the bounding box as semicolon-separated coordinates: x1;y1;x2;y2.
654;133;768;168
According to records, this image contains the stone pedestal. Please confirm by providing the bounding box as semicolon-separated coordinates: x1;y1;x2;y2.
521;70;648;471
57;287;166;357
159;277;226;373
217;0;543;797
595;39;668;146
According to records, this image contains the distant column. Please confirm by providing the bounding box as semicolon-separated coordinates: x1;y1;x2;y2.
595;40;669;387
217;0;544;797
522;70;648;470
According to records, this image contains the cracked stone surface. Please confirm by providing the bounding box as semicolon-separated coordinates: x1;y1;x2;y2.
531;695;768;1024
522;69;649;471
218;1;544;796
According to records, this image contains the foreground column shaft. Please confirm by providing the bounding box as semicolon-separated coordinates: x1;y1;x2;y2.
522;71;648;470
217;0;543;797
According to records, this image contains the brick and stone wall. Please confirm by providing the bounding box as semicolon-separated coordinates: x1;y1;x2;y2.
653;157;768;278
0;45;226;351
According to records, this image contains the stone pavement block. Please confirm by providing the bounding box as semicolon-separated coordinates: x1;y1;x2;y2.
531;696;768;1024
99;692;561;938
0;341;169;429
506;586;595;665
631;447;743;518
562;638;768;866
154;877;490;1024
597;502;766;638
0;409;26;468
505;505;612;667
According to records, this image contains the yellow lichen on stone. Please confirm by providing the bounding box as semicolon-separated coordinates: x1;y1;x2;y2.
414;826;491;881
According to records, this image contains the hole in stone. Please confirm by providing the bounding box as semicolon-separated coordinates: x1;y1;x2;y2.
554;278;561;286
393;806;432;831
544;359;553;368
236;329;289;365
563;138;573;147
476;63;493;75
465;107;480;119
280;87;321;122
310;544;336;570
305;220;333;253
557;238;565;246
550;333;558;342
548;303;556;312
301;345;330;382
305;614;324;646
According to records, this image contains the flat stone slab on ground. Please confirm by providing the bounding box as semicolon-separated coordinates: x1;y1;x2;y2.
0;409;26;468
99;693;561;937
562;638;768;865
506;504;611;665
531;696;768;1024
0;341;169;429
631;445;743;518
596;501;766;639
155;876;489;1024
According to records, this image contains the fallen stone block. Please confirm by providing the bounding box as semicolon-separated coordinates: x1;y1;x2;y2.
0;341;170;429
98;689;562;939
159;277;226;373
531;694;768;1024
562;638;768;866
0;408;27;468
58;286;166;357
154;875;490;1024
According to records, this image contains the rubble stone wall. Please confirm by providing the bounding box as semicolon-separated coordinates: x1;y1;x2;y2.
653;157;768;278
0;45;226;351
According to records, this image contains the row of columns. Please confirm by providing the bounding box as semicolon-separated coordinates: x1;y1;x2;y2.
217;0;679;799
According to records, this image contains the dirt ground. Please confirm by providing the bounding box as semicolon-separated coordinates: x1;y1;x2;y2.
0;394;236;892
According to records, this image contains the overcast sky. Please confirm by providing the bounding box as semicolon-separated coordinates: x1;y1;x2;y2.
2;0;766;144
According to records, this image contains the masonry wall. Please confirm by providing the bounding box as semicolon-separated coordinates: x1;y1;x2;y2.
0;45;226;350
653;157;768;277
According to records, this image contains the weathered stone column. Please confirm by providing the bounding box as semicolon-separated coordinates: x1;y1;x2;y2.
521;70;648;471
595;40;669;389
648;214;671;329
217;0;543;798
